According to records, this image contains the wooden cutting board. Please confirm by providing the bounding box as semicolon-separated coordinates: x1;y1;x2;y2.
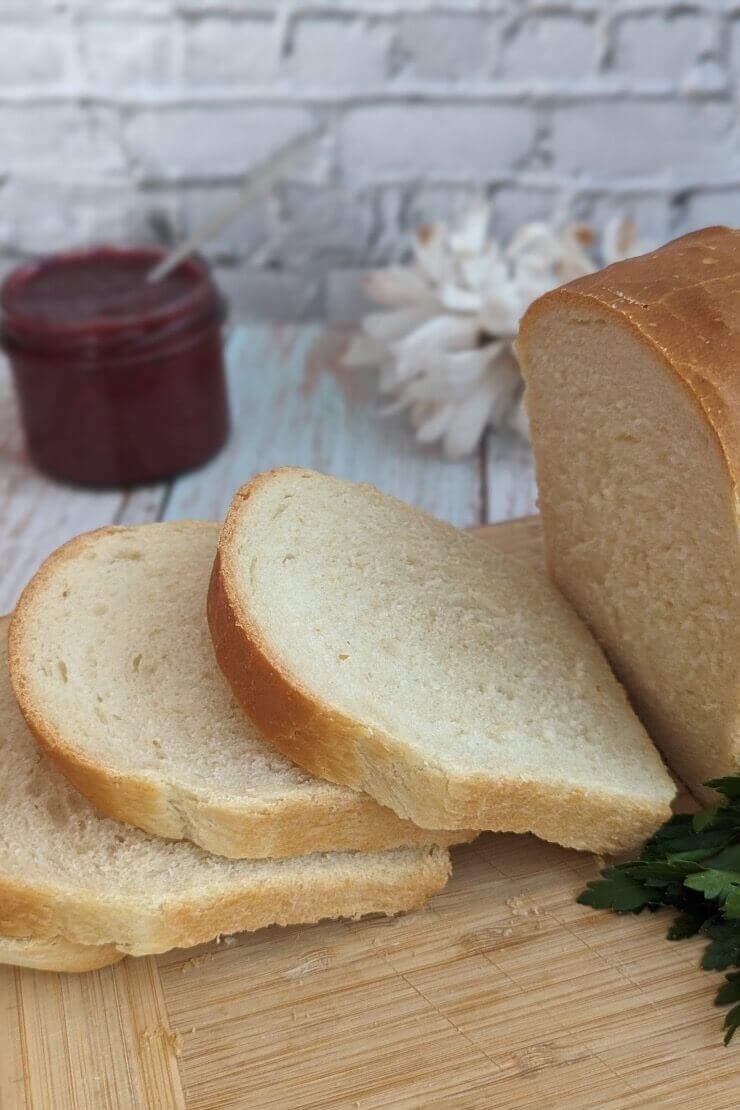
1;517;736;1110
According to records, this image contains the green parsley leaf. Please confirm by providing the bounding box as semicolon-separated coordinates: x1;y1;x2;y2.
702;923;740;971
578;775;740;1046
715;971;740;1006
684;869;740;903
723;1004;740;1046
706;778;740;800
577;868;653;912
667;912;704;940
693;806;721;833
725;889;740;920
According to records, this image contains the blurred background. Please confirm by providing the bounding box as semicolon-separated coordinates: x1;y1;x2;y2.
0;0;737;595
1;0;738;323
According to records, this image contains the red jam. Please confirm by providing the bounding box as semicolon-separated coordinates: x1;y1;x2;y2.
0;246;229;486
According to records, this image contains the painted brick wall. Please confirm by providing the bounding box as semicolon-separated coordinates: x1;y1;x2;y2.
0;0;738;320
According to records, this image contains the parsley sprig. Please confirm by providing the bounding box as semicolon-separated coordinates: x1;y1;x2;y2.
578;776;740;1045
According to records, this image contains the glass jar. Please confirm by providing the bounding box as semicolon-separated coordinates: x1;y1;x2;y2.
0;245;229;486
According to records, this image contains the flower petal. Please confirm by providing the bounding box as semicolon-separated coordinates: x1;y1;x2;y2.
403;375;489;403
342;333;387;367
449;201;491;255
412;222;451;285
378;359;402;393
558;223;597;277
459;250;508;295
362;305;435;344
393;314;480;380
442;377;498;458
424;343;501;385
506;222;562;264
364;265;434;307
413;401;456;444
602;215;654;264
439;282;482;313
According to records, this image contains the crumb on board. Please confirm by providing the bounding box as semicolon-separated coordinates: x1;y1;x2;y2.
142;1024;183;1057
180;952;214;973
505;895;541;917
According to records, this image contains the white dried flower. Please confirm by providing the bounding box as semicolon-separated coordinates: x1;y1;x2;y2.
344;204;651;459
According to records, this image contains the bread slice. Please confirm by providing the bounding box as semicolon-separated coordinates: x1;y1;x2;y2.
208;468;675;855
9;521;463;857
0;619;450;956
0;934;123;973
517;227;740;798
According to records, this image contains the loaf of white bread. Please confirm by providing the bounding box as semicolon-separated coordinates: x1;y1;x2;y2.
517;226;739;798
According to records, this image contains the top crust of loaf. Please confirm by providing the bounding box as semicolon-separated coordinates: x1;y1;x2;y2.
519;226;740;498
209;468;675;855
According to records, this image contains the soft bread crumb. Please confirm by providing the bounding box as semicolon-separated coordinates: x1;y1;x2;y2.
210;468;676;854
143;1024;183;1058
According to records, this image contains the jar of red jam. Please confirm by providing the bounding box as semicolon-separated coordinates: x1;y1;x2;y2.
0;245;229;486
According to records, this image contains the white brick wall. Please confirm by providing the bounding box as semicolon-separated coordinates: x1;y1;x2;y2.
0;0;738;320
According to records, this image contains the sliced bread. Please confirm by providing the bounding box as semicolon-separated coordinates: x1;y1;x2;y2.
9;522;463;857
517;227;740;797
0;934;123;973
208;468;676;855
0;619;450;956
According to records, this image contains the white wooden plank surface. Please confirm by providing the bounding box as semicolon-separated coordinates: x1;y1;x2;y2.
0;324;536;607
164;326;483;528
484;428;538;524
0;362;165;612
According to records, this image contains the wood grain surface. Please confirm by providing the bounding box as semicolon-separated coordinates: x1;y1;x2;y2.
0;326;731;1109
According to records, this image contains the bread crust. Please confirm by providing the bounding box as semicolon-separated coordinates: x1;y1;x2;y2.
208;469;673;856
8;527;466;858
519;226;740;505
0;848;450;957
0;933;123;973
517;226;740;786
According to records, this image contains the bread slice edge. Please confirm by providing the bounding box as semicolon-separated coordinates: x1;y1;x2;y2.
0;844;451;958
0;933;124;973
208;470;673;856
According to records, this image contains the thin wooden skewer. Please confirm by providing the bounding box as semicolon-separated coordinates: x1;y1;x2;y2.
147;130;318;284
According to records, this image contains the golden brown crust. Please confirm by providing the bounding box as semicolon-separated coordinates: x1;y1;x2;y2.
0;849;450;957
0;933;124;973
519;226;740;500
207;470;673;856
8;528;465;857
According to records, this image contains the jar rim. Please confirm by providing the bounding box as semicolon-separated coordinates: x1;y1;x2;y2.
0;244;217;344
